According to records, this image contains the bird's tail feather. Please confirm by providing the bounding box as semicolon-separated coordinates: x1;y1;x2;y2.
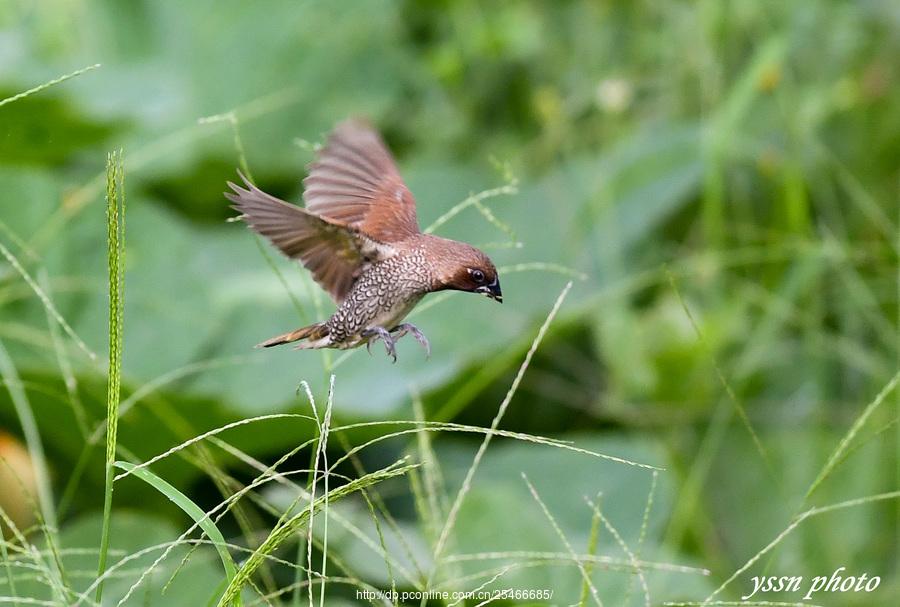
255;323;328;348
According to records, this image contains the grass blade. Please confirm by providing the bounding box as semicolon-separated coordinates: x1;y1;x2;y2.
96;150;125;603
113;461;239;599
216;459;420;607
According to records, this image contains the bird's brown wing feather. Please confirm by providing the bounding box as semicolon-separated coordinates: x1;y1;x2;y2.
302;120;420;243
226;172;389;304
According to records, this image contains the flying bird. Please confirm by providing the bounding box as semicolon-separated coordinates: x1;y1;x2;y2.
225;120;502;362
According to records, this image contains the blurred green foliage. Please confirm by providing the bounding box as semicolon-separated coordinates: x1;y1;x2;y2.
1;0;899;605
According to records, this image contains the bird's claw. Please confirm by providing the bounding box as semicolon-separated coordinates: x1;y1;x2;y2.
361;324;430;362
362;326;398;363
392;323;431;359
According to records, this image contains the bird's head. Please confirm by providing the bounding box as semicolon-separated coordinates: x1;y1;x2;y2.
430;238;502;303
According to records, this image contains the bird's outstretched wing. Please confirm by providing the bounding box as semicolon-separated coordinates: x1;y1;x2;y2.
226;173;390;304
303;119;420;243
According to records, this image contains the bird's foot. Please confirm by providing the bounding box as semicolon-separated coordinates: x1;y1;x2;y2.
392;323;431;359
362;326;398;363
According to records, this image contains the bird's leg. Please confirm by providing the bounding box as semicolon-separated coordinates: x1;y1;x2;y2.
361;326;398;363
391;323;431;359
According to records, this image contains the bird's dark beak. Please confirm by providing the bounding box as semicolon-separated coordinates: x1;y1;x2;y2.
476;277;502;303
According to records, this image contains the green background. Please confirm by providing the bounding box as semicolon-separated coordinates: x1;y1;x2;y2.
1;1;898;605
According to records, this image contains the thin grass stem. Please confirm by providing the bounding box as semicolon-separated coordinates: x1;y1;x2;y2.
95;151;125;604
0;64;100;108
428;280;574;586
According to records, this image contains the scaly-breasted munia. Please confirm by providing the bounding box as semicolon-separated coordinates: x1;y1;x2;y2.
225;120;502;361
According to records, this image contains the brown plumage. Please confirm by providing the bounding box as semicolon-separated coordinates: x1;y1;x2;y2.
225;119;502;361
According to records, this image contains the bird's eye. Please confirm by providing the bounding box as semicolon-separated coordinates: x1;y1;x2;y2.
470;269;486;283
